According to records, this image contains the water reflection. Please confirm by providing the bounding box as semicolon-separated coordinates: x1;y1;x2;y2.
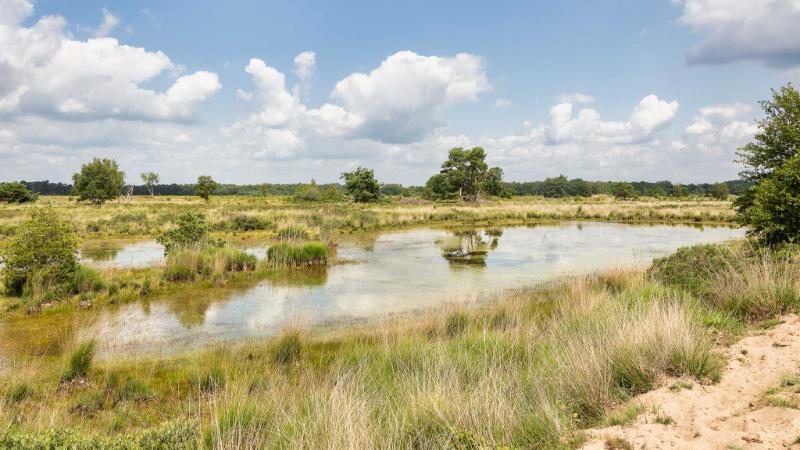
80;240;164;268
74;222;744;358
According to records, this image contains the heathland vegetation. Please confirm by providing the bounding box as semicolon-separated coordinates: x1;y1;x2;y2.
0;84;797;448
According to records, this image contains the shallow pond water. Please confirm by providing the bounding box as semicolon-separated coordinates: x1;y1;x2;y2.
73;222;743;358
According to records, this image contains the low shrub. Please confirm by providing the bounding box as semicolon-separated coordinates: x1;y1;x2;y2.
647;244;733;297
0;421;199;449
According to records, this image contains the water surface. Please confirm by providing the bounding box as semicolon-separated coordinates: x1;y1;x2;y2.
78;222;743;358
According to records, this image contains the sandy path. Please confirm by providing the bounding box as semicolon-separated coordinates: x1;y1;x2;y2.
582;314;800;450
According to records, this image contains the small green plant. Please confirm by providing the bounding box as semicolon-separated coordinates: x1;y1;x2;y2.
273;331;302;365
669;380;694;392
0;182;37;203
654;414;674;425
61;340;96;382
603;403;644;426
648;244;733;297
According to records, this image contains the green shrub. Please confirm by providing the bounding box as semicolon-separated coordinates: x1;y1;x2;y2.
0;421;199;449
267;242;327;266
157;212;224;255
647;244;733;297
0;182;37;203
1;208;79;297
61;341;96;382
225;215;271;231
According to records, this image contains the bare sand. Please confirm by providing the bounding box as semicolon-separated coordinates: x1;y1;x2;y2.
582;314;800;450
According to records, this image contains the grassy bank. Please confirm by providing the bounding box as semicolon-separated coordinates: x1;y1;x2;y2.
1;242;797;448
0;196;735;242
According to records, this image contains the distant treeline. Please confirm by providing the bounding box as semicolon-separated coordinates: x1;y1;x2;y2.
18;178;751;198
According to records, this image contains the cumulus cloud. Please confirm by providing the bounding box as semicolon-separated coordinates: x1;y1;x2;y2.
226;51;490;161
0;0;221;121
293;51;316;83
674;102;758;156
677;0;800;68
545;95;678;145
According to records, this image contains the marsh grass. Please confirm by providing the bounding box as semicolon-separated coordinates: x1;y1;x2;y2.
163;247;257;281
266;241;328;267
61;340;96;382
1;243;796;448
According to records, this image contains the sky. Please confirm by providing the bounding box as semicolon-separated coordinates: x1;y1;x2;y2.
0;0;798;185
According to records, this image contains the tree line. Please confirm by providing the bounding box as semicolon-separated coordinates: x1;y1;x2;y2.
6;175;748;201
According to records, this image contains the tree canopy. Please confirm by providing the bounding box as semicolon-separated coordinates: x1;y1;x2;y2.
341;167;382;203
71;158;125;204
195;175;219;202
735;84;800;245
425;147;506;201
0;182;37;203
140;172;160;196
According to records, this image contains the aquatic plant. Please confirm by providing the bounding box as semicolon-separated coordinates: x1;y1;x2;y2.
266;241;328;267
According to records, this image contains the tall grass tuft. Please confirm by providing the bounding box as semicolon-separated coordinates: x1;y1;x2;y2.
61;340;96;382
267;241;328;267
273;331;302;365
163;247;257;281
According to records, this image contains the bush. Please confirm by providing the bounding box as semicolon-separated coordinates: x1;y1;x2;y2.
61;341;96;382
0;421;199;449
647;244;733;297
1;208;79;297
157;212;224;254
341;167;382;203
292;180;322;202
226;215;271;232
0;182;37;203
267;242;328;266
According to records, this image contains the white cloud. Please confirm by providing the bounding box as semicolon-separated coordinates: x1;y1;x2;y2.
0;0;221;121
675;102;757;156
557;92;594;103
545;95;678;145
494;98;511;109
677;0;800;68
235;89;252;101
225;51;490;161
94;8;120;38
293;51;316;82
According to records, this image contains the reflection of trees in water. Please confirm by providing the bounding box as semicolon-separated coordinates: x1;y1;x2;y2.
80;242;123;261
438;229;503;268
161;266;329;328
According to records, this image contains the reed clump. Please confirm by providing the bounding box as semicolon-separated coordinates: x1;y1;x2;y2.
163;246;257;281
266;241;328;267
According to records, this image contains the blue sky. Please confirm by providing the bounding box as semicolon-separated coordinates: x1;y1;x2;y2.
1;0;798;184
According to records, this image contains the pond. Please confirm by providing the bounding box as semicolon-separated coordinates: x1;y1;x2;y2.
72;222;743;358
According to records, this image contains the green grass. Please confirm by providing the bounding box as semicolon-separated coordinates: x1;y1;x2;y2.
266;241;328;266
61;340;96;382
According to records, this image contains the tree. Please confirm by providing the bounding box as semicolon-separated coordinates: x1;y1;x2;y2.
542;175;569;198
341;167;382;203
195;175;218;202
1;208;79;296
140;172;160;196
0;182;37;203
482;167;511;198
426;147;501;201
292;179;322;202
567;178;592;197
709;183;729;200
735;84;800;245
610;182;638;200
671;183;688;197
72;158;125;204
